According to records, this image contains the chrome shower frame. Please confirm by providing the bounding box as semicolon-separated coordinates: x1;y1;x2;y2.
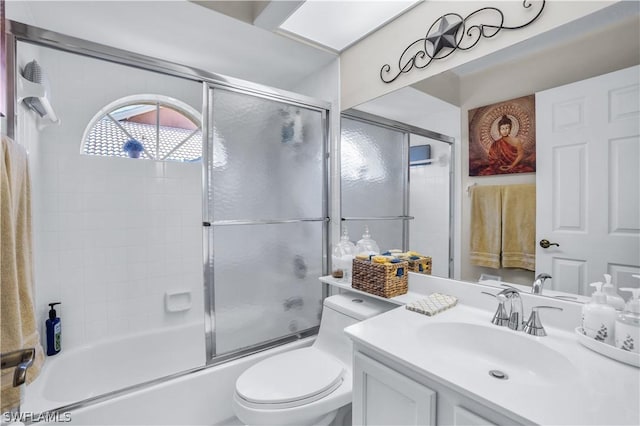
5;19;331;414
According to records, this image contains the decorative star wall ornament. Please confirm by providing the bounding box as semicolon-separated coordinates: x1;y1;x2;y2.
426;16;462;57
380;0;547;84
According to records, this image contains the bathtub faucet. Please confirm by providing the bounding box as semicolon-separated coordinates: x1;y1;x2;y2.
1;347;36;388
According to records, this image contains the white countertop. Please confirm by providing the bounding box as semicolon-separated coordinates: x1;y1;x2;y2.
341;277;640;425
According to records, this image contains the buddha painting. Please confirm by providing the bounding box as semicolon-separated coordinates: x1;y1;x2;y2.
468;95;536;176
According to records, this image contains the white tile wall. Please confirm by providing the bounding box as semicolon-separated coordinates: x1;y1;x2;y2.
17;42;205;356
410;137;452;278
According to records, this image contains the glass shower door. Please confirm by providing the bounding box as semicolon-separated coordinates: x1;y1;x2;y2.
341;116;409;251
204;86;328;358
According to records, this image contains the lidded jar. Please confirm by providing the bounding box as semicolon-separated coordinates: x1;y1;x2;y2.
331;227;357;282
356;225;380;257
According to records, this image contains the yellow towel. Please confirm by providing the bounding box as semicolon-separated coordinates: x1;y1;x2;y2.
1;136;44;412
501;184;536;271
469;185;501;269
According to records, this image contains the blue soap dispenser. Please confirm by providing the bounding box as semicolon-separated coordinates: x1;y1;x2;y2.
46;302;62;356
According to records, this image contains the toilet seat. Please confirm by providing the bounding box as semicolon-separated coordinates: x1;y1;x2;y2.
235;347;345;409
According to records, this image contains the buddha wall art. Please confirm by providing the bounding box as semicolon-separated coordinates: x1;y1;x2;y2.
468;94;536;176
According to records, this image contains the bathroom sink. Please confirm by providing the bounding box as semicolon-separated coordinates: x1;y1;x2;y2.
417;322;578;387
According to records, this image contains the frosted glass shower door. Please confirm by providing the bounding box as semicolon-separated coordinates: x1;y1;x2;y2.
205;87;327;357
341;117;409;251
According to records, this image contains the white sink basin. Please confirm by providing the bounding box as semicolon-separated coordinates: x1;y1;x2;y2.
417;322;578;387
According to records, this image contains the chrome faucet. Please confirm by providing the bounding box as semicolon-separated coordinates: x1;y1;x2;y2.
523;306;564;336
484;288;524;331
532;273;552;295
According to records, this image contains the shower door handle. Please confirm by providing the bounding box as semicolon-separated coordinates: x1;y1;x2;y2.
342;216;415;221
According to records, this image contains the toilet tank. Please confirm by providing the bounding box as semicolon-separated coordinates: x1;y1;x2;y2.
313;292;394;367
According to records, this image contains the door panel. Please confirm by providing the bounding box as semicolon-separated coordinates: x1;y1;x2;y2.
536;65;640;294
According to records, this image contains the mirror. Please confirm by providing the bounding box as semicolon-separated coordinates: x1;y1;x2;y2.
349;2;640;300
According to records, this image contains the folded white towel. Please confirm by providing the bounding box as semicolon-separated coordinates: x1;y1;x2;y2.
406;293;458;316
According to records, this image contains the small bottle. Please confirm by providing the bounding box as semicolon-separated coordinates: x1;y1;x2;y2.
615;278;640;353
602;273;625;311
582;282;616;345
355;226;380;257
332;227;357;282
46;302;62;356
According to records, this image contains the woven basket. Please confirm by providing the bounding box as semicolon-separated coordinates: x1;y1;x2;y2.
351;258;408;298
405;256;432;274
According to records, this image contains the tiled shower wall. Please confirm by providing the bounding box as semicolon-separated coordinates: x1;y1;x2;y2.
17;42;205;363
410;137;451;278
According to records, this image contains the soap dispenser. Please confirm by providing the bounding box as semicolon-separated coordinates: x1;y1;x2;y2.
46;302;62;356
355;226;380;257
602;273;625;311
331;226;357;282
582;282;616;345
614;277;640;353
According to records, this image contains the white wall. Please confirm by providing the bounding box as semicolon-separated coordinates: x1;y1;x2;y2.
340;1;618;109
16;42;205;365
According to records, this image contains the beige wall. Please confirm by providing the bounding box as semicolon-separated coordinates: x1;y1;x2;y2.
340;1;617;110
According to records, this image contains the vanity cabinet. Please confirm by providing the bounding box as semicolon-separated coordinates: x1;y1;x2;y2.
352;349;519;426
353;351;436;425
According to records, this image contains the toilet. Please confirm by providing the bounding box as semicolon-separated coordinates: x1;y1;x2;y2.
232;292;393;426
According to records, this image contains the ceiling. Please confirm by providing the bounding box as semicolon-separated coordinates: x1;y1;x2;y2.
191;0;421;52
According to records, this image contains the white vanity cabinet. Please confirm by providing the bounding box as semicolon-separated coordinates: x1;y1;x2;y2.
353;351;436;425
352;348;521;426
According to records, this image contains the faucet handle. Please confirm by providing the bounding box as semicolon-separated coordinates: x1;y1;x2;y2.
482;291;509;327
523;306;563;337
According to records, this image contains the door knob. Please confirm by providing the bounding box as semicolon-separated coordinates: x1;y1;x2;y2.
539;239;560;249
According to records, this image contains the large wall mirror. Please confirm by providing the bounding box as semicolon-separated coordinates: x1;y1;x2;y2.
348;2;640;300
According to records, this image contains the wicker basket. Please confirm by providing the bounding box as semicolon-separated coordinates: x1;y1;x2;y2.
351;258;408;298
405;256;432;275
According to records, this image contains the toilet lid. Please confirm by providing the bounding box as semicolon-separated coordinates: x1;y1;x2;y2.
236;347;345;406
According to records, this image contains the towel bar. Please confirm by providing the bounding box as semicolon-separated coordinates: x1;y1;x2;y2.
0;348;35;387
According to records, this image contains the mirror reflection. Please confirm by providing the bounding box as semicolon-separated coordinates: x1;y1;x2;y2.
349;3;640;300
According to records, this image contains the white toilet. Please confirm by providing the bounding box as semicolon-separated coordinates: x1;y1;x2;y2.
232;292;393;426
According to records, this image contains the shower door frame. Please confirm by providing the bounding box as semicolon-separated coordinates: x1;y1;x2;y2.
201;82;331;364
5;19;332;407
341;109;456;277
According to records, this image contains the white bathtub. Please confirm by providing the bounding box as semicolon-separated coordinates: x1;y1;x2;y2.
22;323;313;425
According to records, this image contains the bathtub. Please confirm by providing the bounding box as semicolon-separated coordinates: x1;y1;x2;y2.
21;323;313;425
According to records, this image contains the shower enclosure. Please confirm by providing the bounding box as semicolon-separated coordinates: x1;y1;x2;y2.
341;110;454;277
203;84;329;359
5;21;330;413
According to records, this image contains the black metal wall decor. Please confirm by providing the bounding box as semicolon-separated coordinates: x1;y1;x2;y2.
380;0;546;84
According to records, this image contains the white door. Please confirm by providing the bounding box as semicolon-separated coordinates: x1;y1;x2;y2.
536;65;640;295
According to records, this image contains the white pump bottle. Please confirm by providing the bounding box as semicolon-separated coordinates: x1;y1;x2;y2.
582;282;617;345
614;275;640;353
602;273;625;311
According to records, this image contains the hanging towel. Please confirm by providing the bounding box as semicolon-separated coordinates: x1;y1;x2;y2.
501;184;536;271
1;135;44;412
469;185;502;269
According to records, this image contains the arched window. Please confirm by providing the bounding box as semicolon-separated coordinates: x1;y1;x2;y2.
81;94;202;162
